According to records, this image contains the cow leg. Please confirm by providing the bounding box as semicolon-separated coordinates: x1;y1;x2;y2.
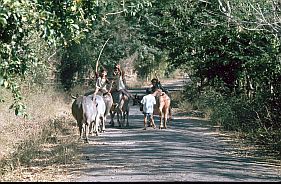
95;117;99;136
89;121;93;134
110;110;115;127
82;123;86;139
126;110;129;127
117;111;122;127
117;104;124;127
121;111;125;127
167;99;171;126
123;112;126;127
78;122;83;141
164;109;168;129
84;124;89;143
159;110;164;129
168;106;172;122
97;118;101;132
101;116;105;132
115;106;122;127
92;120;96;135
122;113;125;127
97;116;104;133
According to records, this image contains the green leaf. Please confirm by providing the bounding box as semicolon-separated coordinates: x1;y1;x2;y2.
72;24;79;30
3;81;8;88
0;17;8;26
3;0;11;4
0;77;4;86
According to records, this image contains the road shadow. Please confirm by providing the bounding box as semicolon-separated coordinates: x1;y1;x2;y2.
68;112;281;182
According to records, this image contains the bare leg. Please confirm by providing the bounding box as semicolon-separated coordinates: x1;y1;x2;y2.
143;115;147;130
150;115;156;129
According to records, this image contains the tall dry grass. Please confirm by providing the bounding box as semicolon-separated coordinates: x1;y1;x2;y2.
0;85;82;181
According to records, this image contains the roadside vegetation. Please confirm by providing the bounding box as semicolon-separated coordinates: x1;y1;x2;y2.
0;83;83;181
178;83;281;159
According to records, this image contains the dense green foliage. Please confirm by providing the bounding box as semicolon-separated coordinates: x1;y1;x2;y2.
0;0;152;114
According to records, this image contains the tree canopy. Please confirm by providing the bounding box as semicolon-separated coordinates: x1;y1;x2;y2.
0;0;152;115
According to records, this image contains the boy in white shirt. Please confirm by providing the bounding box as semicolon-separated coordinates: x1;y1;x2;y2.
141;88;156;130
113;64;132;98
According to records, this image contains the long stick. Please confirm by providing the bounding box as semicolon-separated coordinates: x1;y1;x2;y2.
95;38;110;75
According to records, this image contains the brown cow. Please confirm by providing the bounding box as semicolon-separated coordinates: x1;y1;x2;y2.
152;89;171;129
110;90;130;127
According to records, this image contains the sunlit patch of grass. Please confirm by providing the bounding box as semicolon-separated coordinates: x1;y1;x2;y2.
170;91;193;114
127;78;150;89
170;90;211;119
170;91;184;108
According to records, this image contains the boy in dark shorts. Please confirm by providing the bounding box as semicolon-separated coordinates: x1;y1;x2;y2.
141;88;156;130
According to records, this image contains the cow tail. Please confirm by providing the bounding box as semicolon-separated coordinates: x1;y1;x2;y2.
169;106;172;121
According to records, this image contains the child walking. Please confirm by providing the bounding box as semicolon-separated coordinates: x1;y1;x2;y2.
141;88;156;130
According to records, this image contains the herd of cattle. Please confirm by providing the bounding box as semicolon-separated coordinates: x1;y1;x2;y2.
71;89;171;143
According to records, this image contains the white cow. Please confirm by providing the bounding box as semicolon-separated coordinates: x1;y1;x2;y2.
90;95;106;135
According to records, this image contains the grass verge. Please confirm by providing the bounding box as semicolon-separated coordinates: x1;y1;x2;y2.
0;84;84;181
0;115;83;182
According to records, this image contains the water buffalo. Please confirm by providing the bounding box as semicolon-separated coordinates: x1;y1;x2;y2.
90;95;106;134
84;90;113;131
71;94;98;143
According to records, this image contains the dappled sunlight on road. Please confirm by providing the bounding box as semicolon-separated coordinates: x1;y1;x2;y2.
68;109;281;182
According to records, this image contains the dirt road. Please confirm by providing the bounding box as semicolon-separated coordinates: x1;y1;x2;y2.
67;77;281;182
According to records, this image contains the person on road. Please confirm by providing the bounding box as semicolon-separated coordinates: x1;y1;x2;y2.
112;64;132;98
94;68;112;97
141;88;156;130
150;78;169;94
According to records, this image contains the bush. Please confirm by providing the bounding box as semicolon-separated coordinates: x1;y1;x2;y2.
182;84;281;156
